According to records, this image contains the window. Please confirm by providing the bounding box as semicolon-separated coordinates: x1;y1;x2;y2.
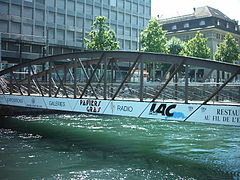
132;41;137;50
184;23;189;28
145;7;150;16
57;13;65;25
132;29;137;37
36;9;44;22
95;7;101;16
0;21;8;32
67;0;75;11
217;20;220;26
67;31;74;41
32;45;42;53
48;12;55;23
76;3;84;14
126;14;131;24
118;12;124;22
47;0;55;7
125;27;130;36
35;26;44;36
132;16;137;25
85;20;92;30
125;40;131;50
36;0;45;4
118;0;124;8
172;25;177;30
8;42;19;51
110;0;116;7
111;11;117;20
77;17;84;28
0;2;8;15
48;28;55;39
118;26;124;35
139;17;144;27
199;20;205;26
235;26;239;31
57;29;65;40
226;23;229;28
23;7;33;19
67;15;74;26
103;8;108;17
11;22;21;34
139;5;144;14
132;3;137;12
126;1;131;11
11;5;21;17
22;24;33;35
57;0;66;10
86;5;93;16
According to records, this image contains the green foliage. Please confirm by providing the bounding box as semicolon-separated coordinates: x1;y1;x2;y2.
180;32;211;59
140;18;169;53
214;33;240;63
85;16;120;51
167;37;184;55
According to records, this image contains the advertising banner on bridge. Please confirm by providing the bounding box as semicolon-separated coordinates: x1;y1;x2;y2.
24;96;46;109
104;100;149;117
140;102;200;121
189;104;240;126
44;97;74;111
74;99;110;114
4;95;26;107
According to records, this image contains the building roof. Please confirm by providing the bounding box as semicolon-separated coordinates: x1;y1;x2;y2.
159;6;234;24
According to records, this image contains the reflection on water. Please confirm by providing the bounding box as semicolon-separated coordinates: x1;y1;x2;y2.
0;114;239;179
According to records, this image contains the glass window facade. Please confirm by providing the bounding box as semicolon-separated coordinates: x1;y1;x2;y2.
0;0;151;63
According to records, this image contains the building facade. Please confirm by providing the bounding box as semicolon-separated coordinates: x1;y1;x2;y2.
158;6;240;81
158;6;240;59
0;0;151;68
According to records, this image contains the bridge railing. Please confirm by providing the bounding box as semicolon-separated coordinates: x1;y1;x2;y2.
0;51;240;105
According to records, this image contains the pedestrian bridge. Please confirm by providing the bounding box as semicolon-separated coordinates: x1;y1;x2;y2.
0;51;239;126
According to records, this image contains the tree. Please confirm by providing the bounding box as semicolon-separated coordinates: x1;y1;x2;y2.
167;37;184;55
140;18;169;53
85;16;119;51
215;33;240;63
140;18;169;81
180;32;211;59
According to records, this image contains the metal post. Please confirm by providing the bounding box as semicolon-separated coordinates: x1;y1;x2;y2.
139;58;144;101
49;62;52;97
10;71;13;95
104;57;107;100
216;70;220;101
185;65;189;103
28;65;31;96
0;33;2;70
73;61;77;98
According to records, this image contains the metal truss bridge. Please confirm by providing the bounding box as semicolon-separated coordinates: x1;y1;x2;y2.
0;51;240;105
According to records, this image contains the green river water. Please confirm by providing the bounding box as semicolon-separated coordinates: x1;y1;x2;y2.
0;113;239;180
